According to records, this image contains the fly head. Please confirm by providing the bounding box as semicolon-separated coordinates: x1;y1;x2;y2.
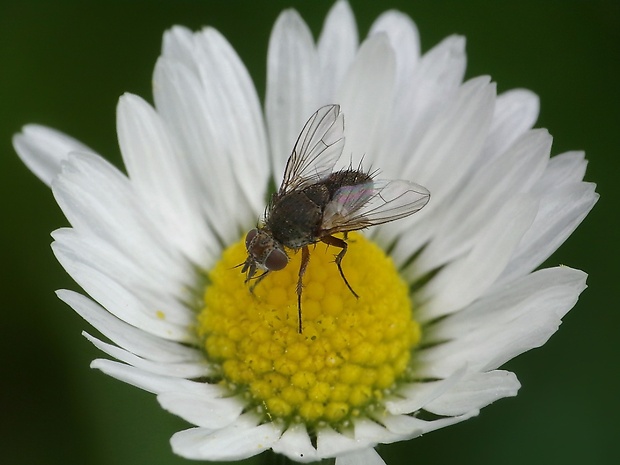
243;228;288;282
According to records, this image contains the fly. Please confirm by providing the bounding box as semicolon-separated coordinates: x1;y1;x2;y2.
242;104;430;333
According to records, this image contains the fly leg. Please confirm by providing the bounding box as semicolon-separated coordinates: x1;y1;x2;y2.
248;270;270;294
296;246;311;333
320;235;359;299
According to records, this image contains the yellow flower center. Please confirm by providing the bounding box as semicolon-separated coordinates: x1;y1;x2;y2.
197;232;420;428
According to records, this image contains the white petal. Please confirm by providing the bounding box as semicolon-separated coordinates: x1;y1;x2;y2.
368;11;420;176
13;124;95;186
430;266;587;337
153;59;249;243
352;418;409;445
385;365;467;415
379;76;496;256
336;34;396;169
266;9;319;179
117;93;218;265
499;182;598;283
533;150;588;193
336;448;386;465
317;0;358;104
161;26;196;70
415;129;551;273
407;76;495;201
495;151;594;284
84;332;208;378
369;10;420;92
52;152;192;286
479;88;540;164
52;220;194;325
424;370;520;416
156;25;268;242
52;239;193;342
419;266;587;377
317;426;374;458
419;195;539;320
372;414;423;439
409;34;466;121
157;391;243;429
377;410;478;438
382;35;466;173
57;289;201;363
170;415;282;460
272;423;319;463
191;27;270;214
91;359;219;395
51;228;192;322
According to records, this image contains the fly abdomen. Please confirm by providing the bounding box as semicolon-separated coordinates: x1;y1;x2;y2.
325;170;373;196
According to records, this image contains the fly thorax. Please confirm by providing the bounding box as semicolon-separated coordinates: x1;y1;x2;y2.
268;190;325;247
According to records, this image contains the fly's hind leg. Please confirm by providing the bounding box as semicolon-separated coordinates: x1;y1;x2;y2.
296;246;311;333
320;235;359;299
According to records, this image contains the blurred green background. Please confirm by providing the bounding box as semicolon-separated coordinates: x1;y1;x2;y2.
1;1;618;464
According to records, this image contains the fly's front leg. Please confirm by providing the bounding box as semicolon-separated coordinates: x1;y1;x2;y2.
296;246;311;333
320;235;359;299
248;270;270;294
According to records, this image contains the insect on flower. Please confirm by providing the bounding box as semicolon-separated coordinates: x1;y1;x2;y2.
242;104;430;333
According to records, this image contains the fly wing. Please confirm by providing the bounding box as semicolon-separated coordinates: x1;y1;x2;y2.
321;179;430;233
278;105;345;196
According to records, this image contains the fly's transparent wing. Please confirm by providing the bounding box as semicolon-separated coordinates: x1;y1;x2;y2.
278;104;345;196
321;179;430;233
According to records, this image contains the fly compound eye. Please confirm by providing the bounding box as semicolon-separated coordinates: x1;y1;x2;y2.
265;248;288;271
245;229;258;250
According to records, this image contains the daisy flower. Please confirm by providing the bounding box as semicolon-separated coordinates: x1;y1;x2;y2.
13;1;598;464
